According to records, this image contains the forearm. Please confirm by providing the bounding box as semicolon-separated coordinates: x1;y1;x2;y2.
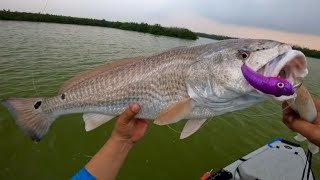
85;137;133;180
76;104;147;180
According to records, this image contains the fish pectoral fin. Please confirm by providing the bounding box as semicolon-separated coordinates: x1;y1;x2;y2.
154;98;193;126
180;119;207;139
83;113;114;131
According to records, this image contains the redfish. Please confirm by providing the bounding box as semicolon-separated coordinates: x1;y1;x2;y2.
2;39;308;141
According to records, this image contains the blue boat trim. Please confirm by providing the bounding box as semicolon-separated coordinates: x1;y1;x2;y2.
267;138;283;148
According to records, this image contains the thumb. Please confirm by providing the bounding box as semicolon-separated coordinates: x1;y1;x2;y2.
118;103;141;124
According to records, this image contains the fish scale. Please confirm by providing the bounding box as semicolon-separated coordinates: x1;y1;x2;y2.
42;48;199;119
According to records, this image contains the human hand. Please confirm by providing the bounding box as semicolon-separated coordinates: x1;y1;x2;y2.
84;104;148;180
282;99;320;146
111;103;149;145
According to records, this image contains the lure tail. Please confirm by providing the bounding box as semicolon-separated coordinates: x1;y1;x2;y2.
2;98;54;141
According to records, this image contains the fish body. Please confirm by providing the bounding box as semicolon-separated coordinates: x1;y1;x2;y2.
2;39;308;140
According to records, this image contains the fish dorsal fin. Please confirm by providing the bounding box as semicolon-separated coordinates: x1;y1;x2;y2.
83;113;114;131
59;56;145;93
180;119;207;139
154;98;193;125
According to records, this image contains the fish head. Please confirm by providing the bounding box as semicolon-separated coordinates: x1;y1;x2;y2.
217;39;307;101
237;40;307;101
188;39;307;107
253;45;307;101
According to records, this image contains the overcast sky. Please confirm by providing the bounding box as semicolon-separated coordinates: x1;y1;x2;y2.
1;0;320;49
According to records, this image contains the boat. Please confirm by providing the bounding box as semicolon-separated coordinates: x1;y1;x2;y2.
201;138;315;180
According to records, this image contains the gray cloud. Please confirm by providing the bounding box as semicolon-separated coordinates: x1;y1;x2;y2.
191;0;320;35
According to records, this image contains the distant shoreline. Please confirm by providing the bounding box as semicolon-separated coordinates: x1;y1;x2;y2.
1;10;319;59
0;10;197;40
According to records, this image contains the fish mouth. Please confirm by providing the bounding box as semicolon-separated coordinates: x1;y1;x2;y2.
258;50;308;100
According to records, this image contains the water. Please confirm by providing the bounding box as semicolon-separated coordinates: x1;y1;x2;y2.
0;20;319;179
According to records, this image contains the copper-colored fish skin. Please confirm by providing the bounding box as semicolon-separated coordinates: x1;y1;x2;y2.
59;56;145;93
39;39;296;120
4;39;311;140
42;46;199;119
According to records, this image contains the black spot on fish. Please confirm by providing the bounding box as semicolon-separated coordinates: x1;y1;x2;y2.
61;94;66;100
31;134;41;142
34;101;42;109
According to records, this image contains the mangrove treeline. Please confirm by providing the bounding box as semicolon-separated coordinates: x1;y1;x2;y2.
291;46;320;59
196;32;235;41
196;32;320;59
0;10;197;40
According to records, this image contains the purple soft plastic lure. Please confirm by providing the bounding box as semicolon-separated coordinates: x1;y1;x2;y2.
241;63;294;97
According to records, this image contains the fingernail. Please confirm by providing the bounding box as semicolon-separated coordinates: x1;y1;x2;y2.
131;103;140;113
288;116;293;122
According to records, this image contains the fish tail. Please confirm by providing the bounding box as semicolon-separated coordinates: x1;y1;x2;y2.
2;98;54;141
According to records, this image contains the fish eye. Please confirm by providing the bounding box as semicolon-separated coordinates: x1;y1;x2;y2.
238;49;250;60
277;82;285;88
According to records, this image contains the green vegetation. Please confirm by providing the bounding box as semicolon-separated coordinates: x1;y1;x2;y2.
0;10;197;40
197;32;320;59
292;46;320;59
196;32;235;40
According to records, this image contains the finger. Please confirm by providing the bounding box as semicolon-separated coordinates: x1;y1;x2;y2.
282;103;302;129
283;112;301;125
282;102;295;121
282;101;293;116
118;103;141;124
133;119;149;139
289;118;319;139
135;119;149;129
